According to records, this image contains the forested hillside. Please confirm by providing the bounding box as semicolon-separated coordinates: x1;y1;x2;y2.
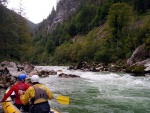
0;0;150;66
0;1;35;62
32;0;150;65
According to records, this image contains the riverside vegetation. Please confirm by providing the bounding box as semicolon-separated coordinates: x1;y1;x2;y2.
0;0;150;75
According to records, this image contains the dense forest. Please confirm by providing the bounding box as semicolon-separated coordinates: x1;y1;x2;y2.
0;0;150;66
0;0;34;62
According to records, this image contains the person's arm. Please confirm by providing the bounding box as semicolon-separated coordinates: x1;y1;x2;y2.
19;87;34;105
1;86;14;101
45;86;54;100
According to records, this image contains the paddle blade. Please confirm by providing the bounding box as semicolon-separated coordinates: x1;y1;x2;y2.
56;95;69;105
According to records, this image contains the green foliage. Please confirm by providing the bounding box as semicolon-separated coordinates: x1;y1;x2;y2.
75;5;95;33
32;0;150;65
69;43;81;62
77;41;98;62
94;50;110;63
100;0;111;20
0;6;33;62
138;16;150;43
46;39;56;54
48;7;56;20
68;22;77;36
53;43;72;64
126;64;145;74
133;0;150;13
107;3;132;60
107;3;132;33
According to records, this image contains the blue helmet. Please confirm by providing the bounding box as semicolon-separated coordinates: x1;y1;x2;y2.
18;74;27;81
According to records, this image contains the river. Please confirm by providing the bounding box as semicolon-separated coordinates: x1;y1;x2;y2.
0;66;150;113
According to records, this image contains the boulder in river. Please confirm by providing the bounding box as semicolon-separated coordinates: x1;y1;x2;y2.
58;73;80;78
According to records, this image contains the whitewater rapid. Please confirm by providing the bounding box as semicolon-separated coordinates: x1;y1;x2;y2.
1;66;149;113
35;66;150;113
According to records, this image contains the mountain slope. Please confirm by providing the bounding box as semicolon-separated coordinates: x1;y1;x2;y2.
16;0;150;65
0;4;33;62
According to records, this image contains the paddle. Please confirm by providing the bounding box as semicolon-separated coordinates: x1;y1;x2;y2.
55;95;69;105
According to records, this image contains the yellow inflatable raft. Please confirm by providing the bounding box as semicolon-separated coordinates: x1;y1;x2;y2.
2;88;59;113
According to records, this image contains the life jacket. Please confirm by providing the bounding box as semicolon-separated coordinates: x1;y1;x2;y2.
32;85;48;104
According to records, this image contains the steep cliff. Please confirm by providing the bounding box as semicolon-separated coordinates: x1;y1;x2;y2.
47;0;81;33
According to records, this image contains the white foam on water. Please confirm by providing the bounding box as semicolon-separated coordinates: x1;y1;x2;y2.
34;66;150;113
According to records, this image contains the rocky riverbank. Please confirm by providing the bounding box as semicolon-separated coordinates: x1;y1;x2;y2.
0;45;149;89
69;45;150;76
0;61;57;89
0;61;81;89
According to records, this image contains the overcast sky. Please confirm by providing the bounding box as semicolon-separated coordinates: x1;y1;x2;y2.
7;0;57;24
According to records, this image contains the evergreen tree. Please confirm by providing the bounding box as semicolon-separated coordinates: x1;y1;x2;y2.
107;3;132;60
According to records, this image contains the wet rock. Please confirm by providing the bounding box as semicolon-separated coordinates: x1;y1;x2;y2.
127;45;148;65
0;61;59;89
58;73;80;78
28;70;39;77
24;62;34;73
69;62;124;72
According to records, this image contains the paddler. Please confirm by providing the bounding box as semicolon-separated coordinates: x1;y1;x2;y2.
18;75;54;113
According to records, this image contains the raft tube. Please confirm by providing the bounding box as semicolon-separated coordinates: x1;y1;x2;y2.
2;88;59;113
